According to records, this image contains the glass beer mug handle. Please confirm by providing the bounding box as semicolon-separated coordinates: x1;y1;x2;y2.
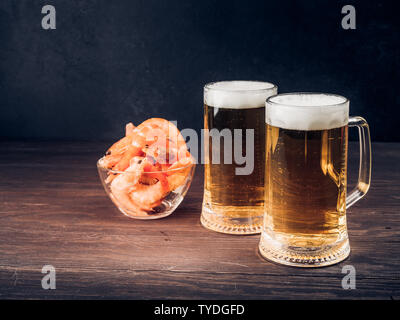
346;116;372;209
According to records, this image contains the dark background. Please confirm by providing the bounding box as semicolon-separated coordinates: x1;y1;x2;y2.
0;0;398;142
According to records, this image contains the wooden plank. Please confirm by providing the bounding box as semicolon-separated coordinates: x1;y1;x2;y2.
0;141;399;299
0;269;398;300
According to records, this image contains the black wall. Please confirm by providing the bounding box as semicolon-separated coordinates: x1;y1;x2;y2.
0;0;399;141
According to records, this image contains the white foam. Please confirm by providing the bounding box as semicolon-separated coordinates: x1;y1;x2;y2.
266;93;349;131
204;81;277;109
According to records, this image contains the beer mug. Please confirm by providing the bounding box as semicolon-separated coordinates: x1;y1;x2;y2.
201;81;277;234
259;93;371;267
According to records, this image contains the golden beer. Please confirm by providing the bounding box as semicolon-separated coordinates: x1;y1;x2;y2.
201;81;277;234
259;93;371;267
203;106;265;215
264;124;348;246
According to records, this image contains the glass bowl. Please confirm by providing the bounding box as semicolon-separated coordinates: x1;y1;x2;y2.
97;157;195;220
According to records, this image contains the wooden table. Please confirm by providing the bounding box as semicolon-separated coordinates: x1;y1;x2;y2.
0;141;399;299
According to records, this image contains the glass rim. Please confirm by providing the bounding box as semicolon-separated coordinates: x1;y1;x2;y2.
97;157;195;174
266;92;349;108
204;80;277;94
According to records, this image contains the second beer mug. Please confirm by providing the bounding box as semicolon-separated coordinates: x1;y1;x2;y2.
259;93;372;267
201;81;277;234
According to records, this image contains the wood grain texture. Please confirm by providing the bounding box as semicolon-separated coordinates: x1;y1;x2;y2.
0;141;399;299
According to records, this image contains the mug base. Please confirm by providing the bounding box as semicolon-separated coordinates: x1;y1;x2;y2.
258;231;350;267
200;204;262;235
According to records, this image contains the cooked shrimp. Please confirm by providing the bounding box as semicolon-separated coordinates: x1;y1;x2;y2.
110;157;148;215
130;180;169;211
110;188;148;216
136;118;187;149
102;123;136;169
139;174;158;185
125;122;135;136
113;144;143;171
142;161;169;189
112;129;148;171
166;157;194;191
166;155;194;176
113;122;173;171
103;119;186;170
100;119;195;216
145;140;178;165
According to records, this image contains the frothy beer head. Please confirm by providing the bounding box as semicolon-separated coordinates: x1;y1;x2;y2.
266;93;349;130
204;81;277;109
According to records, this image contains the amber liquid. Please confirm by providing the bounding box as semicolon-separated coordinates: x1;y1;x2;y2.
264;124;348;247
203;105;265;220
